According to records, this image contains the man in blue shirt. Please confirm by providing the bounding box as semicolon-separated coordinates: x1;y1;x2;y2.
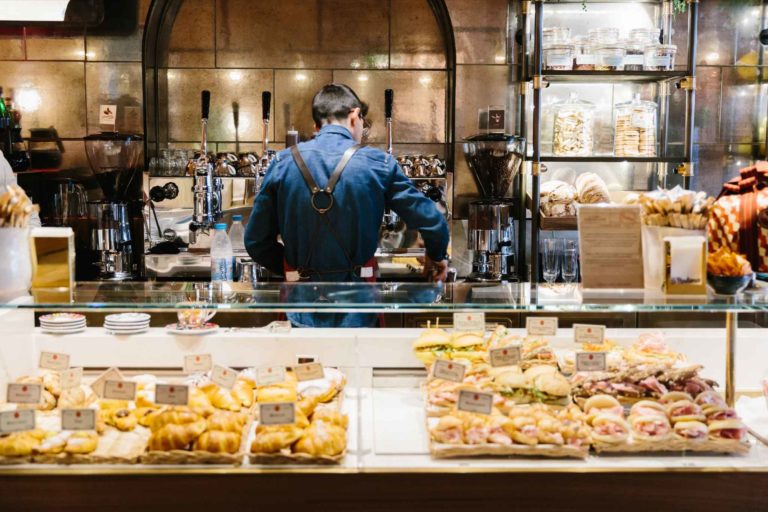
244;84;450;327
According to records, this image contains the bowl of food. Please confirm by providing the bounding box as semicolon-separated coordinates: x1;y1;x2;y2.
707;247;753;295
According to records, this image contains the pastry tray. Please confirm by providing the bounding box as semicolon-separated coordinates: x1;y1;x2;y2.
592;437;751;455
430;441;588;459
33;427;151;464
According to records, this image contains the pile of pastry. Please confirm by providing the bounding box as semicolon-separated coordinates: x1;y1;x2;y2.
625;187;714;230
539;173;612;218
0;428;99;460
583;391;749;453
14;371;97;411
146;408;247;456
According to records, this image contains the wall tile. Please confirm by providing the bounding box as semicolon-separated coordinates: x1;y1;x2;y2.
85;62;143;134
391;0;446;69
333;70;447;144
167;68;274;142
274;70;333;143
168;0;215;68
0;61;86;138
445;0;508;65
693;0;763;66
721;67;766;144
455;64;513;140
693;143;759;197
25;28;85;61
0;28;25;60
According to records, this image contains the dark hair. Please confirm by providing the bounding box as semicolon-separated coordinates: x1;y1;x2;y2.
312;83;369;127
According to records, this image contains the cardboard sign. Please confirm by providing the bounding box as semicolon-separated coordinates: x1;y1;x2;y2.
103;380;136;401
155;384;189;406
526;317;558;337
432;359;466;382
257;366;287;386
294;363;325;382
39;351;70;371
574;324;606;344
453;312;485;331
575;352;607;372
61;409;96;431
183;354;212;374
60;367;83;391
90;367;126;398
0;410;35;433
7;383;42;404
457;389;494;415
489;345;522;367
210;365;237;390
259;402;296;426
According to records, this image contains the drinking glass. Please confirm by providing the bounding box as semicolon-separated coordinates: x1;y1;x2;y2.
542;238;561;284
562;240;579;284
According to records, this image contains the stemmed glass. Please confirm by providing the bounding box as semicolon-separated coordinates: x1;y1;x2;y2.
562;240;579;284
542;238;561;285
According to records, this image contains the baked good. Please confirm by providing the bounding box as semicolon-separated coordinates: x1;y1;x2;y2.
148;420;207;451
42;371;62;398
659;391;693;404
695;391;726;410
529;371;570;406
99;399;129;410
413;328;452;365
704;406;738;422
297;368;345;403
65;431;98;454
629;400;666;418
540;180;577;217
150;408;203;432
297;396;319;417
583;395;624;424
37;432;69;454
708;419;747;442
106;408;138;431
206;411;247;434
630;414;671;442
575;172;610;204
461;414;490;445
430;415;463;444
206;387;241;412
311;408;348;429
666;400;705;423
133;407;160;428
251;425;304;453
194;431;241;454
494;371;532;406
673;420;708;441
591;413;630;444
449;332;486;363
0;433;39;456
293;421;346;457
505;416;538;445
536;416;565;445
232;379;254;408
486;415;513;445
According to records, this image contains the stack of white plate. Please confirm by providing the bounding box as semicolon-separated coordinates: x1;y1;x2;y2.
104;313;151;335
40;313;87;334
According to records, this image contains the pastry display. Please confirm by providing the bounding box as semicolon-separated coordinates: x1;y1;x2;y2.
494;365;571;410
707;247;753;277
553;92;594;157
626;186;714;229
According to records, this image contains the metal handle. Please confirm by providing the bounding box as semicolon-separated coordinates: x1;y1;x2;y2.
384;89;394;119
201;90;210;120
262;91;272;120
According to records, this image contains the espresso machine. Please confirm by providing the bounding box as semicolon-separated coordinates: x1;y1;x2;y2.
462;134;525;282
84;132;143;279
189;90;224;245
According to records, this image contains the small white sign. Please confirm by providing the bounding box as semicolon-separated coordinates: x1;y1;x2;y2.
99;104;117;126
431;359;466;382
0;409;35;433
526;317;558;337
574;324;606;344
575;352;607;372
489;345;522;367
7;383;42;404
453;312;485;331
257;365;287;386
60;367;83;391
90;367;126;398
294;362;325;382
360;266;374;278
103;380;137;401
155;384;189;406
61;409;96;431
183;354;213;374
39;351;70;371
457;389;494;415
258;402;296;426
210;365;237;390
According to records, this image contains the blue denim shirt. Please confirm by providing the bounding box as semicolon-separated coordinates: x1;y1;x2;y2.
244;125;450;327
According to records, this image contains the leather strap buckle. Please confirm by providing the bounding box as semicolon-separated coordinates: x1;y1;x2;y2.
310;190;335;214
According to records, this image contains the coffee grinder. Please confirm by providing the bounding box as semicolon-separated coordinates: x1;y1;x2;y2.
84;132;143;279
462;134;525;282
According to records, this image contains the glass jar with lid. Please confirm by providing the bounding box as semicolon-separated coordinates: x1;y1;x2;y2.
644;44;677;71
629;27;661;44
544;43;575;70
553;92;595;156
624;39;645;71
543;27;571;46
596;43;626;71
588;27;620;45
614;93;657;157
573;36;596;71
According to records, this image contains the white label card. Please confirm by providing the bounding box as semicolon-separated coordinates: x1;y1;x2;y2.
574;324;606;344
210;365;237;390
257;365;287;386
90;367;126;399
0;409;35;433
99;104;117;126
61;409;96;431
575;352;607;372
489;345;522;367
526;317;558;337
294;362;325;382
431;359;466;382
39;351;70;371
258;402;296;426
457;389;494;415
60;367;83;391
103;380;137;401
453;312;485;331
6;383;42;404
155;384;189;406
183;354;213;374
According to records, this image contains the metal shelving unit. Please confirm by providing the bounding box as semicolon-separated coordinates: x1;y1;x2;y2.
522;0;699;282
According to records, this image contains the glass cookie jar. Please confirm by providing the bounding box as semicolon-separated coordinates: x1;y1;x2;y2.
553;92;595;157
614;93;658;157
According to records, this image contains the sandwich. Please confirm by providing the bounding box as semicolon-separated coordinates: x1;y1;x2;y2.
694;390;726;410
666;400;705;423
528;370;571;407
412;329;452;366
659;391;693;405
430;415;463;444
450;332;487;363
583;395;624;424
629;400;666;419
704;405;738;422
536;416;565;445
505;415;539;445
494;371;533;406
673;420;708;441
591;413;630;444
462;413;491;445
486;415;513;445
630;414;672;442
707;419;747;442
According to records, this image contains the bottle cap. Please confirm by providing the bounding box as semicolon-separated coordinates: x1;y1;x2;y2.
232;215;243;221
214;223;227;230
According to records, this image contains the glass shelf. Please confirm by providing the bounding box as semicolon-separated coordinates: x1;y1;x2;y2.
538;156;683;163
543;70;688;83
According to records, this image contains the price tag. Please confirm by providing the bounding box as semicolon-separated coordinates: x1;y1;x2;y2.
294;362;325;382
257;365;287;386
0;409;35;433
155;384;189;406
39;351;70;371
60;367;83;391
183;354;212;374
90;367;126;398
457;389;494;415
103;380;136;401
210;365;237;390
574;324;606;344
489;345;522;367
575;352;607;372
61;409;96;431
258;402;296;426
431;359;466;382
453;312;485;331
6;383;42;404
526;317;558;337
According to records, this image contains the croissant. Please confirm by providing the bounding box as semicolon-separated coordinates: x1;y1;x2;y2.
106;408;137;431
311;408;348;429
189;387;216;415
206;387;240;412
17;390;57;411
194;430;241;454
257;386;297;403
65;431;98;454
150;407;203;432
0;433;38;456
58;387;89;409
42;371;62;397
135;388;157;408
206;411;247;434
293;421;346;457
297;396;319;417
133;407;160;428
251;425;304;454
148;420;206;451
37;432;70;454
99;399;129;410
232;379;254;408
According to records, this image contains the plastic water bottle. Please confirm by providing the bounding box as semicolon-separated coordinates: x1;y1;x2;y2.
229;214;246;253
210;223;233;283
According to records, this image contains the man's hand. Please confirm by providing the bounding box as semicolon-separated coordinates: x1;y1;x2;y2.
424;257;449;282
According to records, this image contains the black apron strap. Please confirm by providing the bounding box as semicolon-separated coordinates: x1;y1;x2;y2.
290;144;362;195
